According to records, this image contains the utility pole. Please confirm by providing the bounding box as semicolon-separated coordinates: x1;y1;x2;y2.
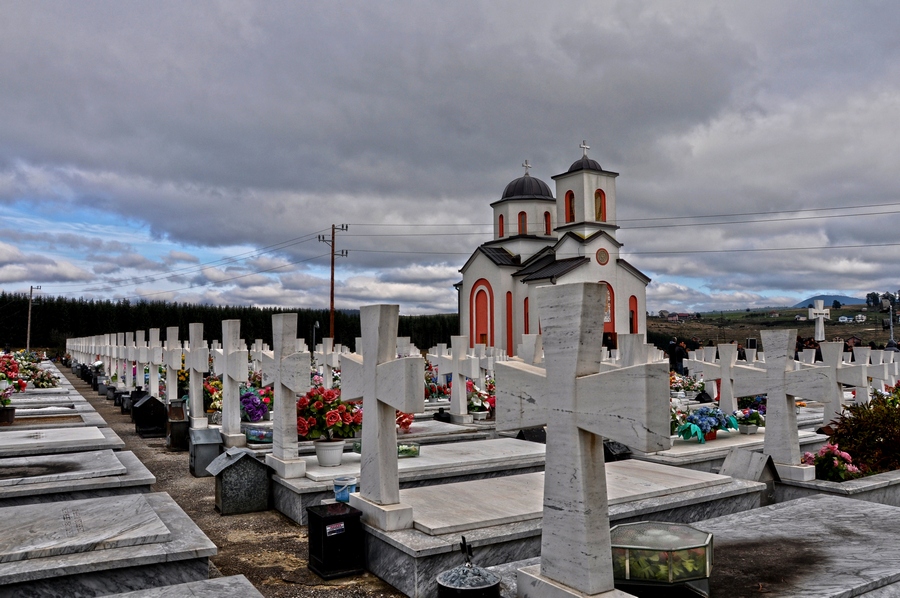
318;225;348;340
26;285;41;353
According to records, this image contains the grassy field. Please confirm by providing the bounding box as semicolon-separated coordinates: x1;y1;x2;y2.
647;305;896;351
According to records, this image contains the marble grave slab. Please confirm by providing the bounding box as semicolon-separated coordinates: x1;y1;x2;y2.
0;449;126;486
0;494;171;564
0;426;125;457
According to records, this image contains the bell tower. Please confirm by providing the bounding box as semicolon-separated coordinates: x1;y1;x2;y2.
551;141;619;239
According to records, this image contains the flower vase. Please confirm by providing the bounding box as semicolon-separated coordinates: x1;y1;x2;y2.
685;391;697;400
314;439;346;467
738;424;758;435
704;430;717;441
0;406;14;426
263;409;271;421
470;410;488;420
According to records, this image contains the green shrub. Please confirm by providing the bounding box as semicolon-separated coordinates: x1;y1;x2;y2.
825;392;900;474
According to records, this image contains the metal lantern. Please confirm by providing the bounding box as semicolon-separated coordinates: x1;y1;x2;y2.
611;521;713;595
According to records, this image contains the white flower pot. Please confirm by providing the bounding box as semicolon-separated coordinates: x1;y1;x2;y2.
470;410;488;420
738;424;758;435
314;439;346;467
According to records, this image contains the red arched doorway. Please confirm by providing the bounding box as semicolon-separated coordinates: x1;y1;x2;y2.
469;279;494;347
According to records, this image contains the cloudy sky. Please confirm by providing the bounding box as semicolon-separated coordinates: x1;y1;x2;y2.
2;1;899;315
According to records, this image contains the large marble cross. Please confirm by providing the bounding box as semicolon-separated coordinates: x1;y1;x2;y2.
732;329;831;480
819;341;857;425
446;336;480;423
124;332;136;390
220;320;249;448
164;327;182;404
808;299;830;342
146;329;163;399
343;305;424;531
851;347;872;403
426;343;452;384
264;313;311;479
314;338;342;388
113;333;125;386
687;344;739;411
495;282;669;596
134;331;148;390
185;324;209;428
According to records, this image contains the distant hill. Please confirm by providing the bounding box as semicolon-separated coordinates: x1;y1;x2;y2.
792;294;866;308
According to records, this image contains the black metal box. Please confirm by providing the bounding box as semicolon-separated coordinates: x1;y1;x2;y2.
307;503;364;579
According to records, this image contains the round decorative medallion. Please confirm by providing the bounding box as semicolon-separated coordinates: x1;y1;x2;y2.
596;248;609;265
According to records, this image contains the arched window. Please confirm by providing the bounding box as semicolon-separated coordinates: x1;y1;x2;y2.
629;295;639;334
599;281;616;334
595;189;607;222
524;297;530;334
565;191;575;223
518;211;527;235
544;211;552;235
498;214;504;238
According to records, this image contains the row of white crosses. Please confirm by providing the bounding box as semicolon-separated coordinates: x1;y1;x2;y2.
496;282;670;596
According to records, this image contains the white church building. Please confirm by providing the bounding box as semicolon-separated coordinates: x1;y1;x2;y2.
457;143;650;356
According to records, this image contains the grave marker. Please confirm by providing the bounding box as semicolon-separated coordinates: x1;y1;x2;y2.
342;305;423;531
495;282;669;597
186;324;209;429
220;320;248;448
264;313;311;479
808;299;830;342
147;329;163;399
124;332;135;390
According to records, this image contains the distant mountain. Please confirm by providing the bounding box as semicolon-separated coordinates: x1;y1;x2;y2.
792;294;866;308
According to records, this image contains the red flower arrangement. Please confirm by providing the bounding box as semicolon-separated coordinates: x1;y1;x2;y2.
296;386;362;440
396;411;414;433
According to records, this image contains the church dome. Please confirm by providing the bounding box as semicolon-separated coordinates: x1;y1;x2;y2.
567;156;603;173
501;173;554;201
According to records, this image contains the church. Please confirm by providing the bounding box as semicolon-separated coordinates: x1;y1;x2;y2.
457;142;650;356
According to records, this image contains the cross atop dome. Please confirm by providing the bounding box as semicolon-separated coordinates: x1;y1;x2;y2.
580;140;590;157
522;160;532;175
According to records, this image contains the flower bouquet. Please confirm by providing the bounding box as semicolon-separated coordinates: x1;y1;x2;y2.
466;379;490;412
239;386;270;422
676;406;738;443
31;369;59;389
203;376;223;412
802;443;860;481
396;410;414;433
296;386;362;440
733;408;765;427
424;360;450;401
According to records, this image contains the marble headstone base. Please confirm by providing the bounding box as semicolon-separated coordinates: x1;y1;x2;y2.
0;450;156;507
0;493;216;597
273;438;546;524
630;429;828;473
776;468;900;507
362;464;764;597
107;574;264;597
6;404;107;430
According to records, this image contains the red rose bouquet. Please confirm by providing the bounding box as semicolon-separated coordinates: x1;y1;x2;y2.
296;386;362;440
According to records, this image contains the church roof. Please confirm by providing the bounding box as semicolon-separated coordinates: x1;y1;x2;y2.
498;173;555;202
518;256;589;282
566;155;604;173
478;246;521;267
513;253;557;278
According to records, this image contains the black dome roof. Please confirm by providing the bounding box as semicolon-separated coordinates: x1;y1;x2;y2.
501;173;554;201
567;156;603;173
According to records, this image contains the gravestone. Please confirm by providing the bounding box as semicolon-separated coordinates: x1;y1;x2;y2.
851;346;872;402
133;394;166;438
264;313;311;479
134;330;148;392
146;329;163;399
124;332;136;391
516;334;543;365
447;336;478;424
342;304;424;531
732;329;831;481
315;338;341;388
808;299;830;342
207;447;269;515
496;281;669;597
186;324;209;429
220;320;249;448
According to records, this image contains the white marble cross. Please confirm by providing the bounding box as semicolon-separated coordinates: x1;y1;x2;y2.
495;282;669;596
819;341;856;425
851;347;872;403
732;329;831;480
808;300;830;342
220;320;249;448
124;332;136;390
146;329;163;399
134;331;148;390
343;305;424;531
688;344;739;412
426;343;452;385
113;333;125;385
185;324;209;429
163;327;182;404
264;313;311;479
446;336;481;423
314;338;341;388
210;340;224;377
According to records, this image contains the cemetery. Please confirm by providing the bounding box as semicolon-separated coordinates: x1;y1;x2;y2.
8;158;900;597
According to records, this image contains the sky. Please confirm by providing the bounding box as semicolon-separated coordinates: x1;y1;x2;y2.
2;1;900;316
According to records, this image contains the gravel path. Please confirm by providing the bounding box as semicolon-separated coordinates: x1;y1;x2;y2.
61;369;404;598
